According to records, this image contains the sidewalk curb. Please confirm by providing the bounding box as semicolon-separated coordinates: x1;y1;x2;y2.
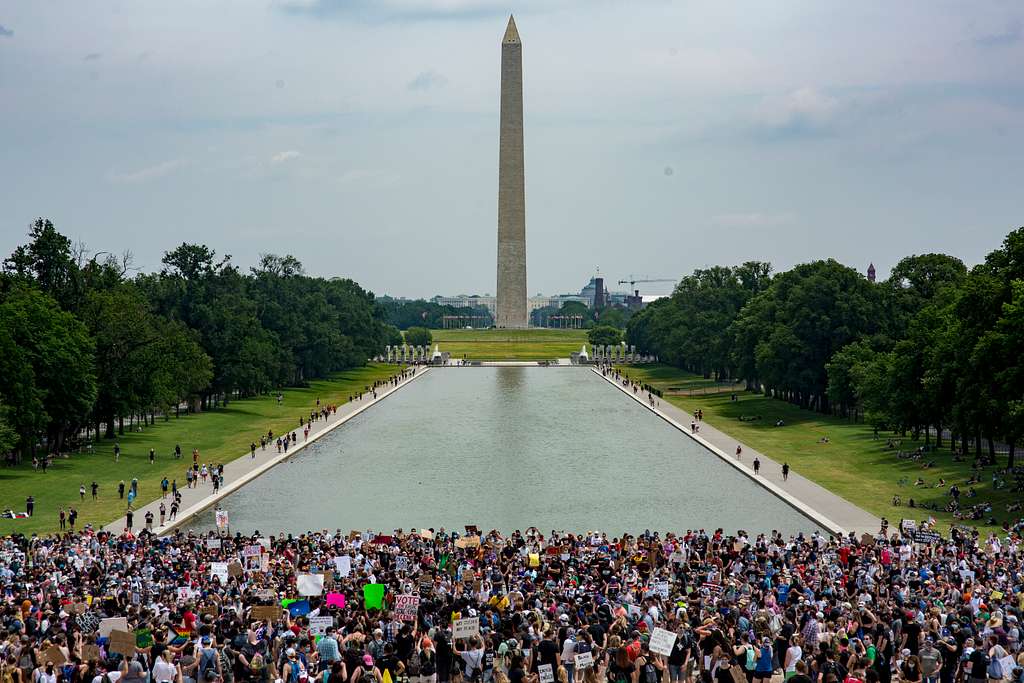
591;368;847;536
104;367;431;536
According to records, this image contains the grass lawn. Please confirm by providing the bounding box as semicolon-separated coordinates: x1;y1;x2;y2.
430;328;588;360
619;364;1015;535
0;364;401;536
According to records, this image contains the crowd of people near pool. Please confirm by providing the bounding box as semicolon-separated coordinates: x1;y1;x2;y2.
2;522;1023;683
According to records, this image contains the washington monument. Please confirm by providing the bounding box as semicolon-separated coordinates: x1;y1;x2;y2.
495;15;528;329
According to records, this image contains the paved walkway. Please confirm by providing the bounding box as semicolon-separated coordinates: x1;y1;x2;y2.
104;367;431;535
592;368;880;536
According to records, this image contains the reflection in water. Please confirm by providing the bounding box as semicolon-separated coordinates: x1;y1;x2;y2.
185;368;820;536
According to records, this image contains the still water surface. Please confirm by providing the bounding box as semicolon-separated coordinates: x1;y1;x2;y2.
186;368;820;535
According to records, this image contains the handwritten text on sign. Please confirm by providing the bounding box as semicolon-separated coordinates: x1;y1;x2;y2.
649;628;677;657
452;617;480;639
394;594;420;622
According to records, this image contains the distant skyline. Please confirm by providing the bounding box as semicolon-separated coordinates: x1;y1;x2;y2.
1;1;1022;299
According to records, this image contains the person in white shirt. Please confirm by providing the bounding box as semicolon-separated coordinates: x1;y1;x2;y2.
783;635;803;681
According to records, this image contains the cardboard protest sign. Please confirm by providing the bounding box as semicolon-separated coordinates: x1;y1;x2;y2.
251;605;283;621
453;617;479;639
363;583;385;610
538;665;554;683
649;628;677;656
297;574;325;596
394;594;420;622
308;616;333;636
419;529;434;540
228;562;245;578
108;629;136;655
82;645;101;662
43;646;66;666
455;536;481;549
574;652;594;670
326;592;346;608
98;617;128;638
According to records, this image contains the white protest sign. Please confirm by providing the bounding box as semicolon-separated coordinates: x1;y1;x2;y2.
98;616;128;638
210;562;229;583
394;594;420;622
653;581;670;599
308;616;333;636
215;510;229;529
297;573;325;596
242;545;261;557
538;665;554;683
452;617;480;639
574;652;594;670
206;538;222;550
649;628;677;657
334;556;352;577
395;556;410;572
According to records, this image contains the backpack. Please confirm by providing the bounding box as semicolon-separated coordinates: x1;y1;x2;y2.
407;652;422;677
200;648;219;676
359;669;376;683
989;656;1004;681
421;651;436;676
744;648;756;671
640;658;658;683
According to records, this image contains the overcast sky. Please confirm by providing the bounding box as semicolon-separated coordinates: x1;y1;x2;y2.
1;1;1022;298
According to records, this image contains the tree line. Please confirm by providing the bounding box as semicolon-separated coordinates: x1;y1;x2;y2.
0;219;394;460
626;227;1024;465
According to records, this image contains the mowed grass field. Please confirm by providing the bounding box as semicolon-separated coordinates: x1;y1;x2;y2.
431;328;588;360
619;364;1016;534
0;364;401;536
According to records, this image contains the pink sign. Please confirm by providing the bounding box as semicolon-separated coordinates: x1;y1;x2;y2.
325;592;346;608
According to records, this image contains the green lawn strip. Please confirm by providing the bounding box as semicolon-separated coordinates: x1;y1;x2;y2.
618;365;1010;535
431;329;588;360
0;364;400;536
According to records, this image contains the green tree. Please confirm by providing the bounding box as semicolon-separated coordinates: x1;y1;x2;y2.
404;326;432;347
0;287;96;456
588;325;622;347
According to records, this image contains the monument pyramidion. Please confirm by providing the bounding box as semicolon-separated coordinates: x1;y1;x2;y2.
495;15;528;329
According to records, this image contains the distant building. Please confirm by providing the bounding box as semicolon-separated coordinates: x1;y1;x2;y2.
867;263;876;283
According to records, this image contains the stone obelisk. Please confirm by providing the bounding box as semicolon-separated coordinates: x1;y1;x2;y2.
495;15;528;329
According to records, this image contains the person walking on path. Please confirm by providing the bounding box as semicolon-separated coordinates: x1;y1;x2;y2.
126;509;133;532
736;445;742;458
79;484;86;501
161;477;169;498
145;510;154;531
149;448;155;465
119;480;125;499
58;507;65;530
782;463;790;481
251;441;257;459
26;495;34;516
753;458;761;475
159;502;166;525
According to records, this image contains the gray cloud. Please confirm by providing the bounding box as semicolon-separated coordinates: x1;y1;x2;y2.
276;0;544;22
0;24;13;37
107;159;186;184
83;52;102;61
974;19;1022;47
408;70;448;91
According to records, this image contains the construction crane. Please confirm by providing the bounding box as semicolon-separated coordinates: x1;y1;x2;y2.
618;277;675;291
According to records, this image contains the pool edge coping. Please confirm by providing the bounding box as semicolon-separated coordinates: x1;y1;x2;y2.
590;367;848;536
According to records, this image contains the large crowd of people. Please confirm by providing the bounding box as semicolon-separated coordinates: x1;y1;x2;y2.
2;523;1022;683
